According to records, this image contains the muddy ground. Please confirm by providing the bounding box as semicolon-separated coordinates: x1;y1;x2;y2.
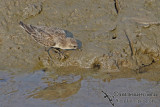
0;0;160;72
0;0;160;106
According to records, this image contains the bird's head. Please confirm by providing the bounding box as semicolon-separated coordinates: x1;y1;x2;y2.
64;38;78;49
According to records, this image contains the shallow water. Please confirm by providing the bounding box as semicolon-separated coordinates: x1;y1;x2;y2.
0;65;160;107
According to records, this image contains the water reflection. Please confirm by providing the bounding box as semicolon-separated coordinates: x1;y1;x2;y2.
1;63;160;106
28;76;83;100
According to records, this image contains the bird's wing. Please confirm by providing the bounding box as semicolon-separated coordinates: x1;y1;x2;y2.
45;27;66;39
30;26;56;46
19;21;66;46
31;26;66;46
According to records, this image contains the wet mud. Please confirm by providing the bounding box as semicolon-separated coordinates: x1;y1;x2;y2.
0;0;160;72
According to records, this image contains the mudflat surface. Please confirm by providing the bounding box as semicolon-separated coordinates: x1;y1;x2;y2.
0;0;160;106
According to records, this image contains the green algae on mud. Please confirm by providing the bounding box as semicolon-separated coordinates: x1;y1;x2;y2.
43;61;160;84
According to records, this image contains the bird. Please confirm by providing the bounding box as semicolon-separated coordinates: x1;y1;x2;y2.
19;21;78;59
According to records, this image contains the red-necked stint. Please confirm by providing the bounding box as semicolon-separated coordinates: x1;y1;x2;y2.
19;21;78;59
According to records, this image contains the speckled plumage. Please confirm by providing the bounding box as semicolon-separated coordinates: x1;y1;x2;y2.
19;21;78;59
19;21;78;49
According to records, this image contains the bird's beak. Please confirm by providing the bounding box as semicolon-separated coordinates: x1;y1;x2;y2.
77;48;82;51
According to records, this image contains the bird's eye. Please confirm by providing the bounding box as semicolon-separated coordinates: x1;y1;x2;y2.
74;46;77;48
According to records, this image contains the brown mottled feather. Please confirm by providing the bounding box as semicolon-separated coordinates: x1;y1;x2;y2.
19;21;66;47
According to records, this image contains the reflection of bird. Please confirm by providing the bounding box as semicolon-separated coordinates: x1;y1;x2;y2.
19;21;78;59
27;76;83;100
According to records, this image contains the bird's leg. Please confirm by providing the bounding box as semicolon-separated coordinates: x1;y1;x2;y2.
52;48;61;54
53;48;65;59
46;47;54;59
45;47;67;60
